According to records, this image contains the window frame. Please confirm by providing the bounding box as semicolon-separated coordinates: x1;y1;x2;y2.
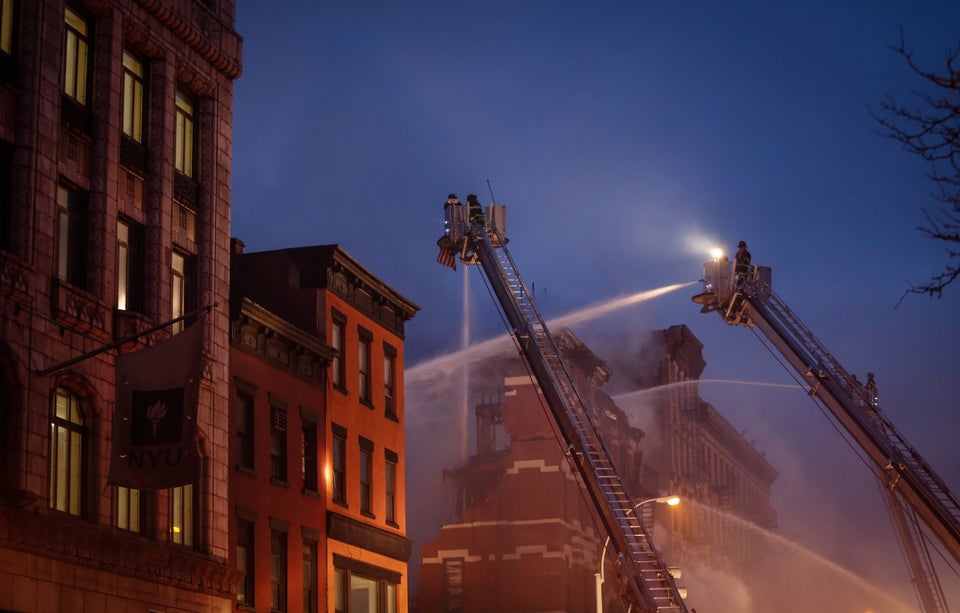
385;449;398;526
115;485;141;533
301;421;318;493
56;184;88;289
121;50;146;144
383;343;397;420
237;517;256;605
358;327;372;407
331;311;345;392
236;385;255;471
62;6;90;106
332;423;346;506
271;529;288;613
116;217;144;312
270;402;288;484
48;386;85;516
359;437;373;517
174;89;195;178
169;483;195;547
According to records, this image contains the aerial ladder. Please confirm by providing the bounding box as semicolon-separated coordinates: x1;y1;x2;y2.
693;254;960;613
436;195;689;613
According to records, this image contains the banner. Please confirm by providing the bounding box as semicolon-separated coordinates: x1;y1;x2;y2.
108;323;203;489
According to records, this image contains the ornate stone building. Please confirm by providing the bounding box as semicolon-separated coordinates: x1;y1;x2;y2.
0;0;241;610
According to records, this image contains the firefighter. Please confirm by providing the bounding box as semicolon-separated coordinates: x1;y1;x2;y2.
467;194;484;225
865;372;879;408
734;240;751;286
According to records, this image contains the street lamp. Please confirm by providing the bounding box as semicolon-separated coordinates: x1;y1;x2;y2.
595;496;680;613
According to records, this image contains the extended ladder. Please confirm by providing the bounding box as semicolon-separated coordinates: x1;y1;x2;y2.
730;276;959;612
471;225;687;613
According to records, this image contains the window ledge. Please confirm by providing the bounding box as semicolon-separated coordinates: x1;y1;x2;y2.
269;477;289;488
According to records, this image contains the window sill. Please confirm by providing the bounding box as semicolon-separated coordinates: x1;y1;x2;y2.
361;511;376;520
269;477;289;488
236;465;256;477
302;488;321;499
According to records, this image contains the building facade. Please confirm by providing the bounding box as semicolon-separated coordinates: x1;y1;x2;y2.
417;325;779;612
417;329;649;613
0;0;242;611
231;244;419;613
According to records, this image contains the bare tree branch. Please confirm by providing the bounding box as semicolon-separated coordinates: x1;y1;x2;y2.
870;28;960;300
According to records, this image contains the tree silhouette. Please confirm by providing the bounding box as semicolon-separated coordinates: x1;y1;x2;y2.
872;31;960;299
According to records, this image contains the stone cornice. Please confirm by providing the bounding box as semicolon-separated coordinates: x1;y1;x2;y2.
132;0;242;80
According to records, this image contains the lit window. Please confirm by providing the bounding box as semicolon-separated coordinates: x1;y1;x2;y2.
63;7;89;105
0;0;15;56
48;387;84;515
170;483;194;546
171;251;194;332
334;562;400;613
174;90;194;177
116;486;140;532
121;51;145;143
117;218;143;311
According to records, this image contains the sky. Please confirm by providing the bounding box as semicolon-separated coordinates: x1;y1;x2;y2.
232;2;960;609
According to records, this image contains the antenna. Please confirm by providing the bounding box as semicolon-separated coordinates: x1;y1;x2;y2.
485;179;497;205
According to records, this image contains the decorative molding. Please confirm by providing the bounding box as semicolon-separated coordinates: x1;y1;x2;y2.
51;279;110;340
0;250;32;308
132;0;242;80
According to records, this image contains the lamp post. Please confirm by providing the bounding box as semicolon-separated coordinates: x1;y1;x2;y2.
595;496;680;613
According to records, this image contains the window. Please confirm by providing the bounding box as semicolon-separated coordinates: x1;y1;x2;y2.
332;424;346;505
63;7;90;106
358;328;372;406
117;219;144;311
301;422;317;492
333;557;400;613
170;483;194;546
49;387;84;515
444;558;465;613
236;387;255;470
359;437;373;516
0;0;14;56
270;403;287;483
116;486;140;532
303;539;318;613
56;185;87;289
383;345;397;420
121;51;145;143
174;89;195;178
331;313;345;390
385;450;397;526
171;251;195;333
237;518;255;605
271;529;288;613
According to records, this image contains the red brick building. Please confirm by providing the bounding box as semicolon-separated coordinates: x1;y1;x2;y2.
231;243;419;613
417;326;778;612
0;0;241;610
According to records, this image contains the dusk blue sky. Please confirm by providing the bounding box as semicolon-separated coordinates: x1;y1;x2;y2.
232;2;960;609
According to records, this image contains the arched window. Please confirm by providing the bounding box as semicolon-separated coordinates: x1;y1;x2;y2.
49;386;84;515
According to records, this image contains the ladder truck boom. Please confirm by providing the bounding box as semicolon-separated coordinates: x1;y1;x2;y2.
436;195;688;613
693;255;960;612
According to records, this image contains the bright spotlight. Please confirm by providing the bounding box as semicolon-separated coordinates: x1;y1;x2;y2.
665;496;680;506
709;247;724;260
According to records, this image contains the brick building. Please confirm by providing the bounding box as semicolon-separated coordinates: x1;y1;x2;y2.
417;325;778;612
231;244;419;613
0;0;241;610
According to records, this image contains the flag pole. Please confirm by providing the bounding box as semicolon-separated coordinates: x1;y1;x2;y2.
35;303;217;377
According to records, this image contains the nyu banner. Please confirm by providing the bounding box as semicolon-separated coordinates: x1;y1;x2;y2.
108;323;203;489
